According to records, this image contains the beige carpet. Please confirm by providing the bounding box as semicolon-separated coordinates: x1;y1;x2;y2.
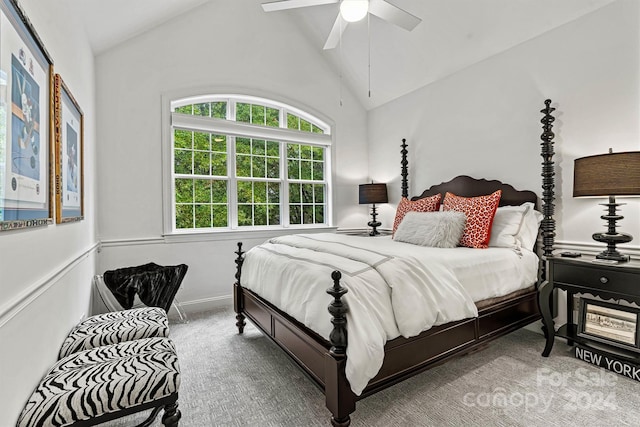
103;307;640;426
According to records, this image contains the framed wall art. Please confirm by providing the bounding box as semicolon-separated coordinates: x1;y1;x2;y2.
54;74;83;223
579;298;640;350
0;0;54;231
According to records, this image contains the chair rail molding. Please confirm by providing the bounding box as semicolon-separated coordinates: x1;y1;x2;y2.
0;242;99;327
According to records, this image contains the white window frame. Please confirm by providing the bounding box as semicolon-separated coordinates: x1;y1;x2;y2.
162;93;334;238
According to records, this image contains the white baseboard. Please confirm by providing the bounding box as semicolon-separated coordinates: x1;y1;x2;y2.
173;295;233;317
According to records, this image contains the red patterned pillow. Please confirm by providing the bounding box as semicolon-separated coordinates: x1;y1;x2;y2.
392;194;442;237
442;190;502;248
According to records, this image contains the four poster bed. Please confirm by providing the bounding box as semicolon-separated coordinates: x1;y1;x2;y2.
232;100;557;426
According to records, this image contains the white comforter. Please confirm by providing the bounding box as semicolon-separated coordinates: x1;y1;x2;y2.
240;233;537;395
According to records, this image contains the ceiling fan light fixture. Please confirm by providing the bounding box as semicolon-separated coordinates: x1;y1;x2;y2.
340;0;368;23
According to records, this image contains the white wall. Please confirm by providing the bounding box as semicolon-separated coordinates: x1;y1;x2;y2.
368;0;640;259
95;0;368;311
1;0;636;421
0;0;98;422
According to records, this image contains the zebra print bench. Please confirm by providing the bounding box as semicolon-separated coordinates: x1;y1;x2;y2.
58;307;169;359
16;337;181;427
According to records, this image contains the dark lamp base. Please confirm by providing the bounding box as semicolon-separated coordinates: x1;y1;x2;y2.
595;251;631;262
367;220;381;236
592;231;633;245
589;197;634;263
592;231;633;263
366;204;382;236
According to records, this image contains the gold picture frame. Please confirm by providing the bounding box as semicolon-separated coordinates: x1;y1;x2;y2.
54;74;83;223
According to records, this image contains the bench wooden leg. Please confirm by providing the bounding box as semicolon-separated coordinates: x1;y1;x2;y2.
162;402;181;427
139;406;163;427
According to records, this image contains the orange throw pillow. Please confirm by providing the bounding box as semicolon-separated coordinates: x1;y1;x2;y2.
443;190;502;248
392;194;442;237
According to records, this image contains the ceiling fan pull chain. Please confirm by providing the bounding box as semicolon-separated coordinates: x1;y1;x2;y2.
339;16;344;107
368;12;371;98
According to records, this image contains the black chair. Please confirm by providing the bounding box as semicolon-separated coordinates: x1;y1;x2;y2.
98;263;189;322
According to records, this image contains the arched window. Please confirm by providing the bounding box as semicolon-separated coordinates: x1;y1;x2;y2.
167;95;332;233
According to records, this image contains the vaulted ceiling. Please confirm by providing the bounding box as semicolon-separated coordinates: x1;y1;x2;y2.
69;0;615;110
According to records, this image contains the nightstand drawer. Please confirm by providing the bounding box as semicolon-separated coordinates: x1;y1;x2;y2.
554;262;637;291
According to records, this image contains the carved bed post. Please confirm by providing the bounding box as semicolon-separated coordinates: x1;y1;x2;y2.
538;99;557;343
325;271;355;426
401;138;409;198
327;271;348;355
540;99;556;279
234;242;246;334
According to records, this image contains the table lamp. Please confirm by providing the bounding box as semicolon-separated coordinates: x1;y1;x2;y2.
573;150;640;262
359;182;388;236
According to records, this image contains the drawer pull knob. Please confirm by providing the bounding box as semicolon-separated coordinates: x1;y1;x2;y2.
600;276;609;284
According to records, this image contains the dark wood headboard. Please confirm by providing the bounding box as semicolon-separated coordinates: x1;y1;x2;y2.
412;175;538;208
399;99;557;260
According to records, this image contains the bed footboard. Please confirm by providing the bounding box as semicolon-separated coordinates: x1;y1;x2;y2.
234;242;246;334
326;271;356;426
233;243;356;426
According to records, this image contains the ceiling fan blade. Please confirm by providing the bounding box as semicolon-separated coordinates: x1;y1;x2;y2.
261;0;338;12
323;13;348;50
369;0;421;31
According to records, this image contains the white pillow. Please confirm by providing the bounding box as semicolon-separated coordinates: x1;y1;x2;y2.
488;202;541;250
489;203;531;249
394;211;466;248
518;207;543;250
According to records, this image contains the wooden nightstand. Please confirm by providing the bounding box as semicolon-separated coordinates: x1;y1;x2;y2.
539;255;640;361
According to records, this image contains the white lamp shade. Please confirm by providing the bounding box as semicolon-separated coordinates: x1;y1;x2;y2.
340;0;368;22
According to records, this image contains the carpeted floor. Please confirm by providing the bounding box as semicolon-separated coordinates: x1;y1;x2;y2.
104;307;640;426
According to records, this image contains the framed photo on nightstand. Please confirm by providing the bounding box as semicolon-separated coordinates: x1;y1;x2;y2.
579;298;640;349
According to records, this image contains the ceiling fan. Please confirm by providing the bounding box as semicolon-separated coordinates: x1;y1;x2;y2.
261;0;422;50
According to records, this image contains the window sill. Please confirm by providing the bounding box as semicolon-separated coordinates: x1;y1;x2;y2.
162;226;338;243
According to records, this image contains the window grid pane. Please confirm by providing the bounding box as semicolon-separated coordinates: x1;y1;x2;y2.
172;96;329;231
174;130;227;178
237;138;280;179
212;102;227;119
251;104;265;126
175;105;192;115
234;102;282;128
287;143;325;181
286;113;325;134
175;178;228;229
174;149;193;175
286;143;326;225
237;180;281;227
237;103;250;123
266;107;279;128
176;102;325;134
288;182;326;226
174;102;228;119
